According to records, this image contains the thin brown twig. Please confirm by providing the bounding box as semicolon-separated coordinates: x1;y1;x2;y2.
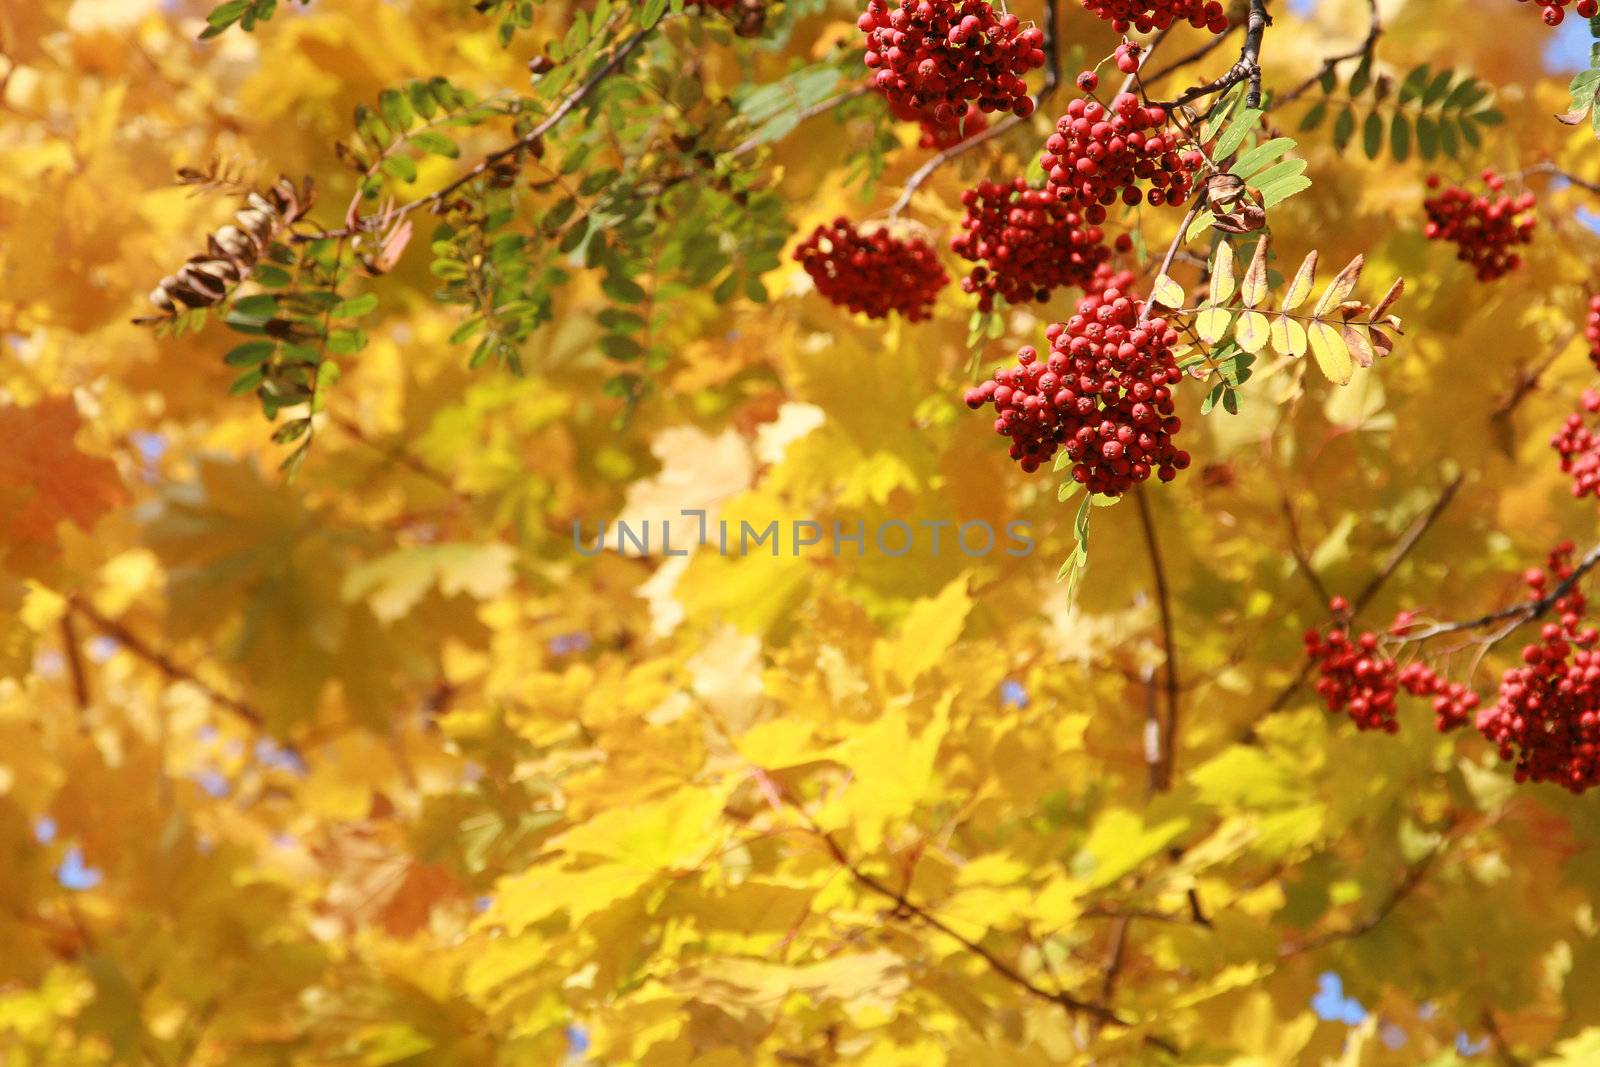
1281;834;1449;956
329;414;470;502
1280;493;1334;606
1135;489;1181;790
1269;0;1380;110
304;24;656;242
1390;540;1600;645
1481;1008;1529;1067
1140;196;1204;323
1119;25;1174;97
1521;160;1600;197
66;596;265;730
728;83;872;157
1141;21;1241;87
60;613;91;715
810;826;1133;1025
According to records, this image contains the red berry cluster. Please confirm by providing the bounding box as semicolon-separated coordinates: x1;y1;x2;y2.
1042;92;1202;209
1304;600;1403;732
793;218;948;321
1586;294;1600;371
891;97;991;149
1396;660;1481;732
948;177;1116;312
1519;0;1599;26
1306;601;1484;733
1476;546;1600;793
859;0;1045;128
1422;171;1537;282
1552;389;1600;500
1080;0;1228;33
964;268;1190;491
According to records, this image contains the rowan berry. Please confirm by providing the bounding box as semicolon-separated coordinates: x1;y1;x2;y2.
950;178;1114;311
966;266;1189;492
860;0;1045;127
1041;92;1202;209
1079;0;1228;34
1421;170;1536;282
1475;545;1600;793
793;218;948;321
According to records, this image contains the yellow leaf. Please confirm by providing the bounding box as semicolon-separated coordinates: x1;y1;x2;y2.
1209;241;1236;305
1314;253;1364;317
1241;234;1270;307
1150;273;1185;309
557;785;726;871
1076;810;1188;888
1308;320;1353;384
1196;306;1234;343
1270;313;1307;357
835;695;950;851
872;575;971;690
1282;250;1318;310
1236;309;1270;353
341;543;517;622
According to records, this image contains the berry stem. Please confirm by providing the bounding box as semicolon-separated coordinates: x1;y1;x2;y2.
1390;540;1600;645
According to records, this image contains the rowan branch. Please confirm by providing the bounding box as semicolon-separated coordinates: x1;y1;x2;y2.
1280;493;1334;605
1520;160;1600;197
1389;540;1600;645
1153;0;1269;111
60;613;91;715
1140;21;1241;87
1481;1008;1530;1067
1281;839;1444;956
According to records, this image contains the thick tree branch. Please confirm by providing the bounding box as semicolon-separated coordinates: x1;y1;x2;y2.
1154;0;1269;111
